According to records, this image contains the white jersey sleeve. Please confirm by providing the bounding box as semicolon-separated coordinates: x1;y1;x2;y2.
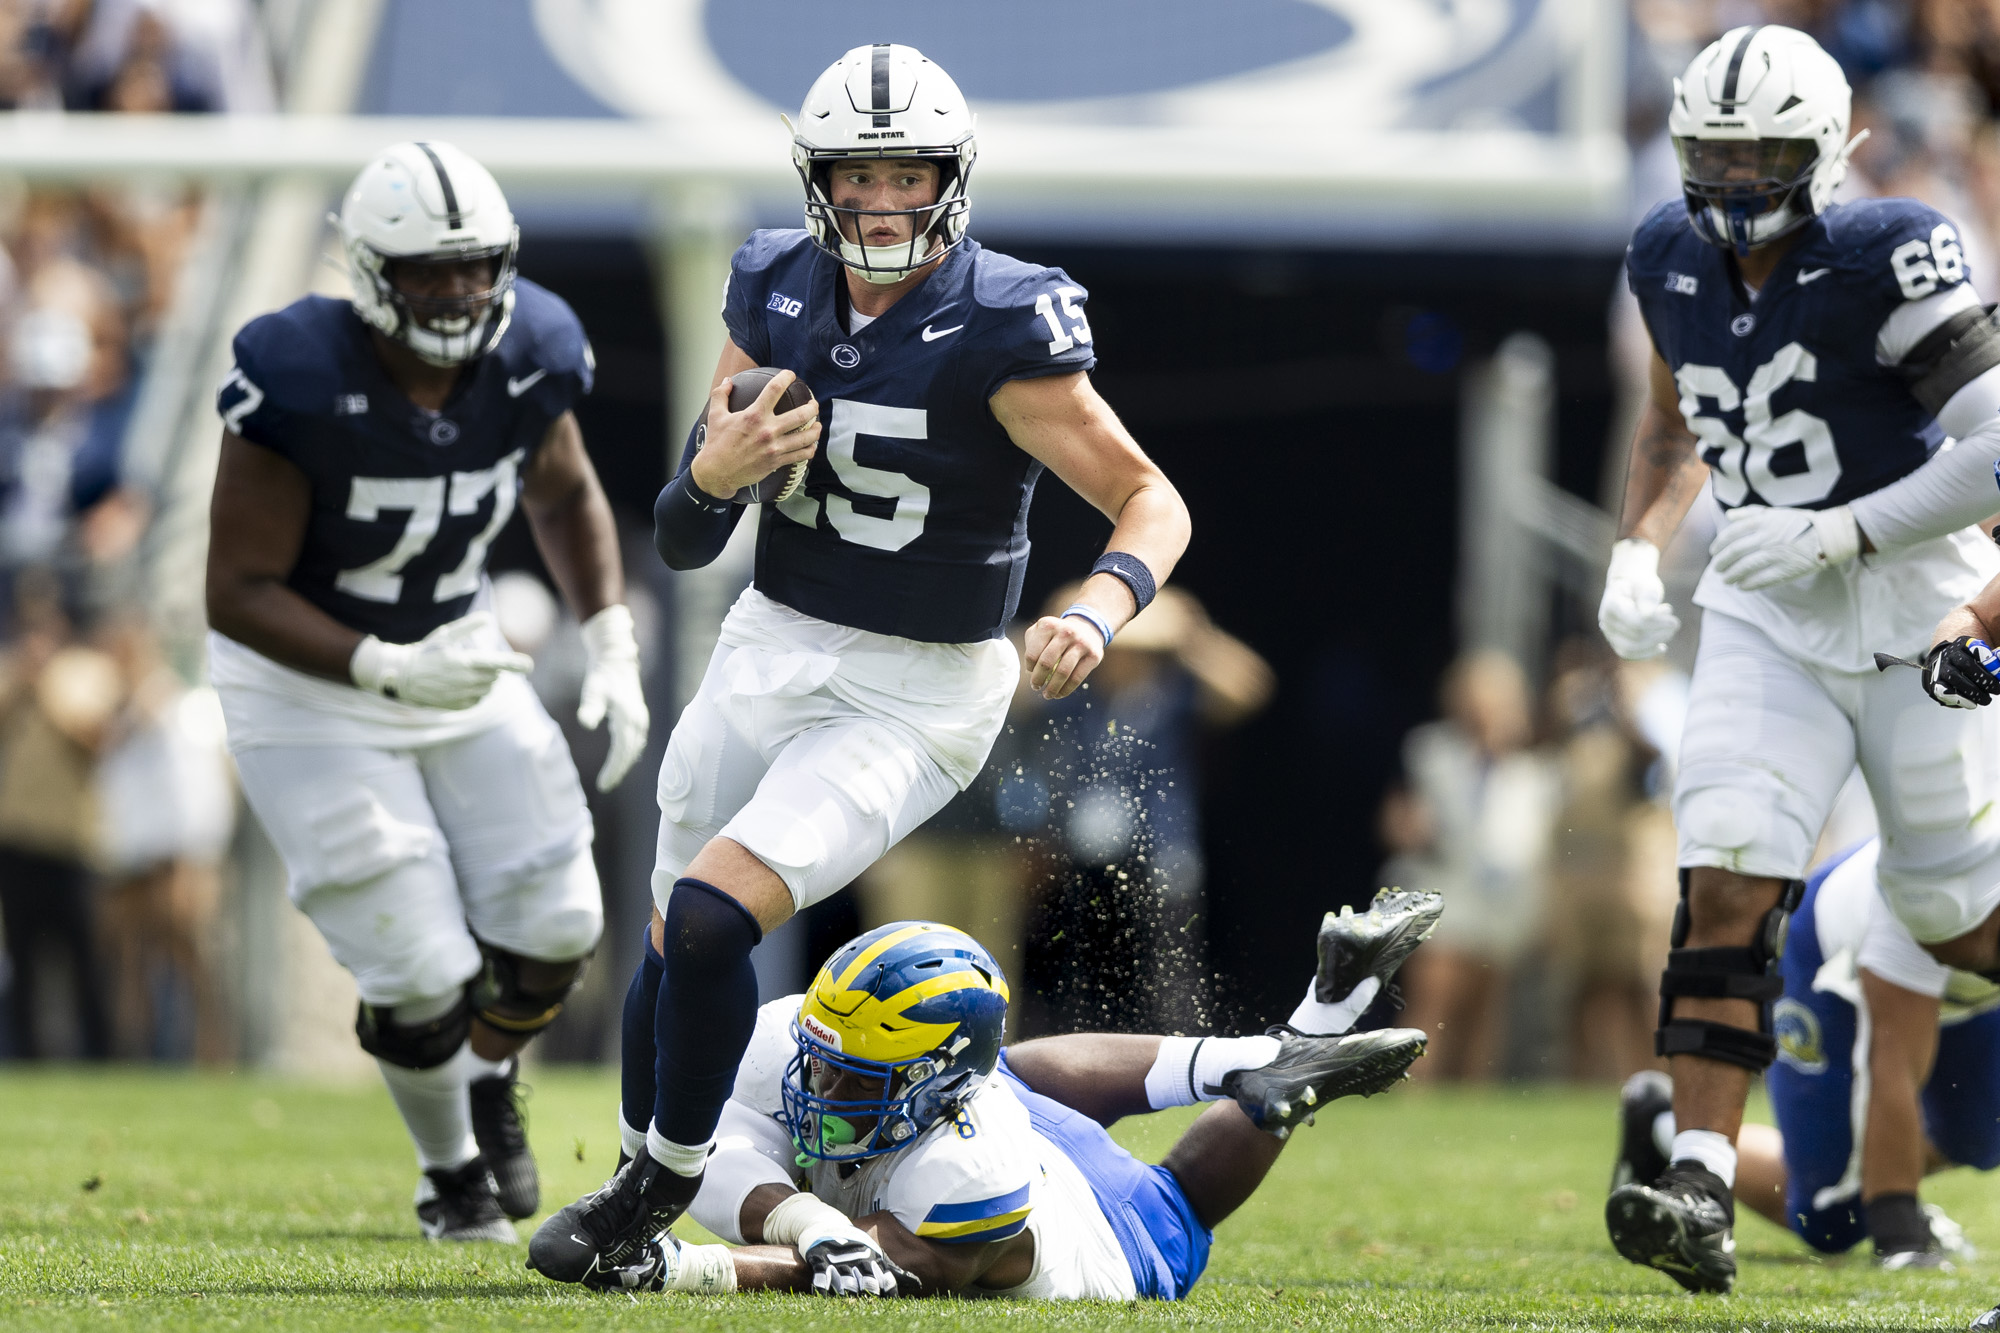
875;1075;1039;1245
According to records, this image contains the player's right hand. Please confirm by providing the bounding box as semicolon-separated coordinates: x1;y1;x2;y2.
1598;538;1680;660
349;611;533;709
1923;636;2000;709
690;369;820;499
802;1235;914;1297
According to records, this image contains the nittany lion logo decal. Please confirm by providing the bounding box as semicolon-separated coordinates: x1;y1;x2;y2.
1773;998;1827;1075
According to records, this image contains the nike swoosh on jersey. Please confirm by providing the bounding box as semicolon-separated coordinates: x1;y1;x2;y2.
921;324;965;342
507;369;548;397
1796;267;1832;284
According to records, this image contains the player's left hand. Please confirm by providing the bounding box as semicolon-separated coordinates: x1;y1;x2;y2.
577;604;649;790
803;1235;915;1297
1924;636;1999;708
1708;504;1862;590
1024;612;1107;700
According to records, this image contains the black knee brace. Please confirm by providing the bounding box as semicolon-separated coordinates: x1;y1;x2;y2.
469;942;587;1038
355;993;472;1069
1654;870;1806;1072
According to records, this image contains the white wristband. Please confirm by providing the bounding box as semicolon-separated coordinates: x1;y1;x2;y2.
669;1242;738;1294
349;635;403;697
580;603;638;663
1606;537;1661;583
762;1190;854;1248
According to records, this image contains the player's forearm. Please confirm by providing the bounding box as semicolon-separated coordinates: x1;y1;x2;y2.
1936;591;2000;647
1616;399;1707;548
205;574;364;682
722;1243;815;1292
652;468;745;571
1848;416;2000;556
525;480;623;621
1091;480;1189;627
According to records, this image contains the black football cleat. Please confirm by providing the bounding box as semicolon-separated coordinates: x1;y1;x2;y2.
1610;1069;1673;1194
1222;1027;1427;1138
1606;1161;1736;1294
1316;888;1445;1004
526;1154;702;1284
1972;1302;2000;1330
469;1056;538;1219
415;1155;517;1243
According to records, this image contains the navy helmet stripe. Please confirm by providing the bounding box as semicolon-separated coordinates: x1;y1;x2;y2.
871;43;891;111
415;141;463;229
1720;26;1762;106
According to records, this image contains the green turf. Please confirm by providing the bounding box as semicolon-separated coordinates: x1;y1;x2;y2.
0;1069;1993;1330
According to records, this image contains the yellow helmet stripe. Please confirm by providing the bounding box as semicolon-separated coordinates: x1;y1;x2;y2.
877;970;1009;1018
830;923;940;994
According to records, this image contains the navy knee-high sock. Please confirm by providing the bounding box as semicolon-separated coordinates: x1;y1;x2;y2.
653;877;763;1153
619;927;666;1133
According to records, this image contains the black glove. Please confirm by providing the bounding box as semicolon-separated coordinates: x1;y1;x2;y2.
1923;637;1999;709
804;1237;916;1297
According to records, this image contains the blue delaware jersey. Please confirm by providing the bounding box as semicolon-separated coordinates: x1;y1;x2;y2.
1626;196;1966;512
216;280;592;644
720;230;1096;643
1768;843;2000;1254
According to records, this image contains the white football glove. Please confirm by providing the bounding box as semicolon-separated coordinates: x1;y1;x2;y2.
1598;539;1681;660
349;612;532;709
577;604;649;791
1708;503;1861;591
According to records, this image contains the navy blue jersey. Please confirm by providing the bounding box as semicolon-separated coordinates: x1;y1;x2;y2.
216;279;592;643
718;230;1096;643
1627;196;1966;511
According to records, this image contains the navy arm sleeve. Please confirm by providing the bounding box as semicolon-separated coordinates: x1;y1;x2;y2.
653;421;745;570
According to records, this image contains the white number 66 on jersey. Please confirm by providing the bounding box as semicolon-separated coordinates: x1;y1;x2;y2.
1677;342;1841;508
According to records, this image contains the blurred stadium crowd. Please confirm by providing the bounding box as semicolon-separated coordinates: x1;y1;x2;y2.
1;0;1995;1071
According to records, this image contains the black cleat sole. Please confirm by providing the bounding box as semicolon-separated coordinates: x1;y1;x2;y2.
1605;1184;1734;1294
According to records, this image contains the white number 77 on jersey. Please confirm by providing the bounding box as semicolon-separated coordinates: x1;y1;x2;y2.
334;450;523;604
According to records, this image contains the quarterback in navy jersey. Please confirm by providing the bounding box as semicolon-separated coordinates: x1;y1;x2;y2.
530;44;1191;1287
205;142;650;1242
1599;28;2000;1295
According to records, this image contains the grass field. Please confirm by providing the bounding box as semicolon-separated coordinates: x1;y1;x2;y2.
2;1069;1996;1331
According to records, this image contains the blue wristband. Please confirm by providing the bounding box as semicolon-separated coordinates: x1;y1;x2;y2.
1091;552;1156;614
1061;603;1114;648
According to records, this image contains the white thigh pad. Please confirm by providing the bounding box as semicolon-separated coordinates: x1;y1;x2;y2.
1858;669;2000;942
231;745;477;1004
714;715;960;913
1673;612;1855;879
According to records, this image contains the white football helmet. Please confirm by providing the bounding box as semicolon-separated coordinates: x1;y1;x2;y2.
338;141;519;365
788;44;975;284
1670;25;1863;254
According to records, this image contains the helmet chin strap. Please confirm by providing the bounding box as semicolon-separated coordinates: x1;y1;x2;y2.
838;229;945;285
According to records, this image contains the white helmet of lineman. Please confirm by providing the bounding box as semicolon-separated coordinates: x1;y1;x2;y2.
338;141;520;365
1670;25;1864;255
787;44;976;284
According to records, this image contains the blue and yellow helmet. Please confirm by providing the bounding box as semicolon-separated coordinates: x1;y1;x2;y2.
779;921;1009;1163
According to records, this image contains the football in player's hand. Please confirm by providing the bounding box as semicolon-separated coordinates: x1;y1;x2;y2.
698;366;815;504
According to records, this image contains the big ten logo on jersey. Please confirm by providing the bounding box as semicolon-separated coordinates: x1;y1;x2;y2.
953;1108;977;1140
334;449;523;604
1675;344;1839;508
767;292;804;318
1891;223;1966;300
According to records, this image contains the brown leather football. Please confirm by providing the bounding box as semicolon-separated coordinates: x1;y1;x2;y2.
694;366;815;503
